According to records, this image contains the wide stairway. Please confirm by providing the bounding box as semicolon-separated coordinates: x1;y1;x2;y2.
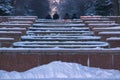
0;16;120;71
12;19;110;49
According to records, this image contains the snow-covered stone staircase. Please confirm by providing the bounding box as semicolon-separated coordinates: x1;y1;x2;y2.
1;16;120;72
13;19;109;48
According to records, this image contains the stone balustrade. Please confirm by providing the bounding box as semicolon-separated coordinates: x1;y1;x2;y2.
98;31;120;41
0;31;22;42
0;38;14;47
0;28;26;35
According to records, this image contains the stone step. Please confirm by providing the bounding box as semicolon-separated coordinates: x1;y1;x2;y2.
7;21;34;24
0;31;22;42
0;37;14;47
92;27;120;35
0;23;31;29
26;31;94;35
29;27;89;31
84;21;116;24
36;19;83;24
21;36;100;41
88;23;119;27
33;23;85;27
13;41;109;48
0;28;26;35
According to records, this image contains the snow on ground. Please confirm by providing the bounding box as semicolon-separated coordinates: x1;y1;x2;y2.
0;61;120;79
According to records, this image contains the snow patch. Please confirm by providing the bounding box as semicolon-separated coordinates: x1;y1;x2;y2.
0;61;120;79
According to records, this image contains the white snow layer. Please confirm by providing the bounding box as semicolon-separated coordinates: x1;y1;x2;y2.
0;61;120;79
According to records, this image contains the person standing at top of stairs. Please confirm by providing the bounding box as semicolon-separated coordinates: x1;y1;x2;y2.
53;12;59;19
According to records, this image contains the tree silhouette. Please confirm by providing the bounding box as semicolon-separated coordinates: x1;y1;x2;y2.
0;0;12;16
29;0;50;18
94;0;113;16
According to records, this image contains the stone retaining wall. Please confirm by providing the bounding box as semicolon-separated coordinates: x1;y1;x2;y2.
0;49;120;72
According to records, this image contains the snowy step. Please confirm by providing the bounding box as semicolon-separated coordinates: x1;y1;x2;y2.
0;28;26;35
0;37;14;41
7;21;34;24
29;27;89;31
99;31;120;41
21;36;101;41
99;31;120;35
0;31;22;41
8;18;36;22
93;27;120;31
26;31;94;35
107;37;120;41
0;28;26;31
88;23;119;27
0;37;14;47
80;16;102;18
36;19;83;23
81;17;110;21
9;16;38;19
33;23;85;27
107;37;120;48
0;23;31;29
84;21;116;24
27;33;94;36
0;31;22;34
13;41;109;48
2;79;119;80
93;27;120;35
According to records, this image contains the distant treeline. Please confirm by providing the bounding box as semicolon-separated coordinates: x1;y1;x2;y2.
0;0;119;18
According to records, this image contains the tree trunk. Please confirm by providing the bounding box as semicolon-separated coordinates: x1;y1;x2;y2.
113;0;119;16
